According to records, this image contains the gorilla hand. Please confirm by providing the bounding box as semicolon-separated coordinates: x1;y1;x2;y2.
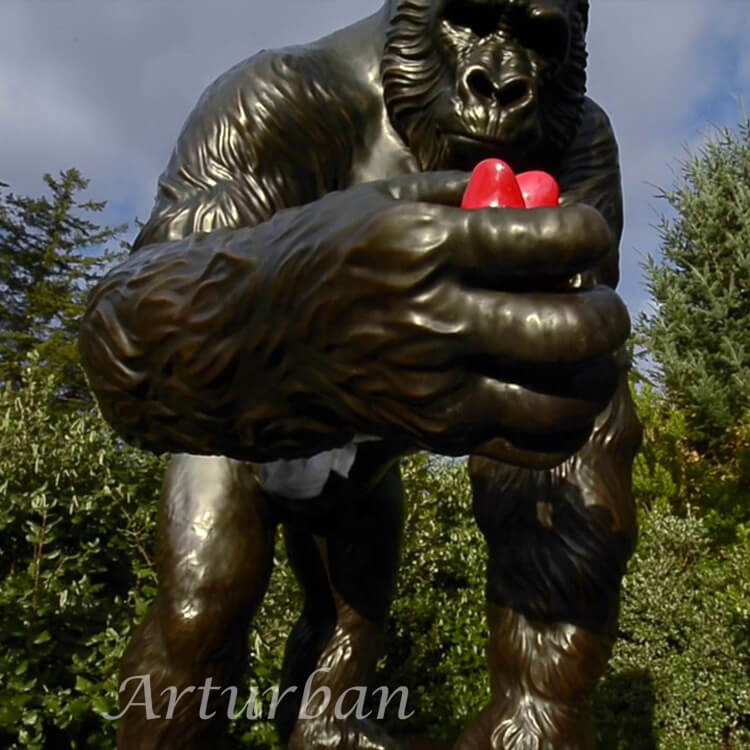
79;171;628;467
264;171;629;467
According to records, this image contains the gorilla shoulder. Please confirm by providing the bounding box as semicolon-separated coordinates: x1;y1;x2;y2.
152;39;383;226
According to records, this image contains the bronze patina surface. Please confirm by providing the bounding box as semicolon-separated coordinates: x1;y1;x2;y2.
79;1;641;747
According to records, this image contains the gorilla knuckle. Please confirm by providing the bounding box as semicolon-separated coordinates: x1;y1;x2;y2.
573;289;630;355
572;204;614;255
378;203;447;254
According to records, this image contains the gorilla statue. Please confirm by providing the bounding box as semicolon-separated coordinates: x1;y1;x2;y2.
79;0;641;748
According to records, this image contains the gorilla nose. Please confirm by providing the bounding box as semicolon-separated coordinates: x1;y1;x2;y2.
465;68;534;110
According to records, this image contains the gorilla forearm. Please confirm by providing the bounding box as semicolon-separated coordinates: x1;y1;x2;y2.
78;181;463;463
82;231;276;460
80;216;368;462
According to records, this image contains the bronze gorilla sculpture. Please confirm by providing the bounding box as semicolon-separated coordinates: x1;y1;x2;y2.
79;0;641;747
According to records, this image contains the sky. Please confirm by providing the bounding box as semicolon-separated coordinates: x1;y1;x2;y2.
1;0;749;319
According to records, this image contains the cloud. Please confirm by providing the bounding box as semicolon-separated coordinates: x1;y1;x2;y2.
585;0;750;309
0;1;378;217
1;0;748;315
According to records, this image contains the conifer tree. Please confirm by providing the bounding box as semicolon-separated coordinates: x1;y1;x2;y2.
0;169;126;404
638;122;750;450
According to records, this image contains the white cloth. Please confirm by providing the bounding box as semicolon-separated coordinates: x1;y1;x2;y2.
258;435;380;499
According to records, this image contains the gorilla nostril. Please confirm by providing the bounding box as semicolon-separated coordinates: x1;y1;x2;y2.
465;69;532;109
466;69;496;101
497;78;531;108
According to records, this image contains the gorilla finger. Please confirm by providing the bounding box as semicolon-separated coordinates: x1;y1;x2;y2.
450;375;606;436
470;435;586;470
453;203;614;280
462;285;631;364
379;170;471;205
463;354;620;408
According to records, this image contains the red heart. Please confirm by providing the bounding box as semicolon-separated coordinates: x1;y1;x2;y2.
460;159;525;210
517;171;560;208
461;160;560;210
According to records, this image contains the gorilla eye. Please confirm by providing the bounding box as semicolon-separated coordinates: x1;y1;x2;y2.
443;1;503;39
522;10;570;61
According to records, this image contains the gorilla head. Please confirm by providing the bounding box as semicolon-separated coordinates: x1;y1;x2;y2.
382;0;589;172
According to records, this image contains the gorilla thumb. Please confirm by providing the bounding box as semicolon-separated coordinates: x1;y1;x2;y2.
381;170;471;205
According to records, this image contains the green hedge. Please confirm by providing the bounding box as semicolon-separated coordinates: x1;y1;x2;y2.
595;502;750;749
0;366;164;749
1;365;748;748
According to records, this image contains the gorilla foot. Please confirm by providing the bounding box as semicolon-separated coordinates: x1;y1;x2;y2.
454;695;593;750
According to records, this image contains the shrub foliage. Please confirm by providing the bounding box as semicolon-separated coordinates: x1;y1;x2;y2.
2;370;749;748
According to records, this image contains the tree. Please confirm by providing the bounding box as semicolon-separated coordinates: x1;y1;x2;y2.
637;121;750;450
0;169;126;403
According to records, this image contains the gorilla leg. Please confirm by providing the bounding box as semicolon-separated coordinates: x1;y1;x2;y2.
458;373;641;750
276;461;407;750
117;454;276;750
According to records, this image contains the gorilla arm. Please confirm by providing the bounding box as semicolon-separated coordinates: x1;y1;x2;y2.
80;49;368;461
470;97;642;615
557;97;625;288
557;97;641;552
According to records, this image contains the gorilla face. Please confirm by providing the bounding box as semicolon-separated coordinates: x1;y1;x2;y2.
382;0;589;172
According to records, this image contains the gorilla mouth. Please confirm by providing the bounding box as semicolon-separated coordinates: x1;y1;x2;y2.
444;131;503;147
